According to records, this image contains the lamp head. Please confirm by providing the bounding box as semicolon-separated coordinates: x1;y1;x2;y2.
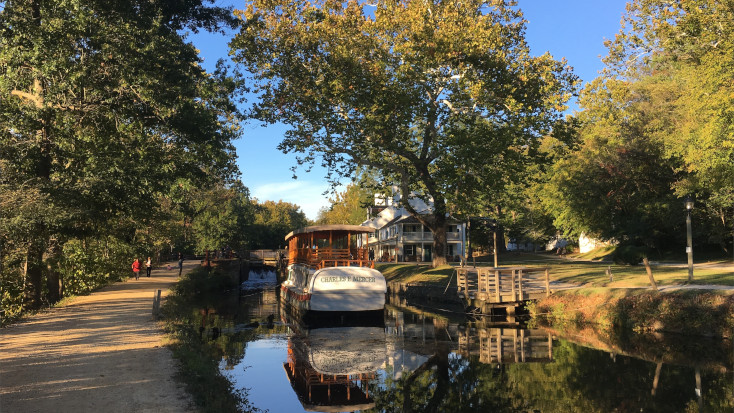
685;196;694;211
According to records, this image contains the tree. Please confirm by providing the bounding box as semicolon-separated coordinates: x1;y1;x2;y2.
601;0;734;252
540;76;683;255
316;183;371;225
0;0;242;308
248;200;309;249
231;0;576;266
191;181;253;255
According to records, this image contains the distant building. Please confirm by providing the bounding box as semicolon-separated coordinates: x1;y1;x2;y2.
578;233;616;253
361;190;466;262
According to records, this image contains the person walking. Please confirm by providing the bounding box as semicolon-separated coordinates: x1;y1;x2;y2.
145;257;152;277
177;253;184;276
131;258;141;280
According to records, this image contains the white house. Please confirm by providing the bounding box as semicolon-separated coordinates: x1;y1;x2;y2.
361;191;466;262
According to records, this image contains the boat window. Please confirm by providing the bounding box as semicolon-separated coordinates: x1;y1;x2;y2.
332;234;348;249
316;238;329;248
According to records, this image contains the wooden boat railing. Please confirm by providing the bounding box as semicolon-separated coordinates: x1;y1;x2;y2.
289;247;373;269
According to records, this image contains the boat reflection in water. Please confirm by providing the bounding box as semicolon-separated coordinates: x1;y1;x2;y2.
281;313;385;412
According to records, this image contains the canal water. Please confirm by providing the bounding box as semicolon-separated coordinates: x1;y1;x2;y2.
200;266;733;412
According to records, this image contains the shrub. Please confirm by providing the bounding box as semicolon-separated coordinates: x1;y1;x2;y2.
612;244;646;265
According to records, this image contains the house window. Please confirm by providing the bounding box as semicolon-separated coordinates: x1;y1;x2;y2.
447;244;455;256
389;226;397;237
404;224;421;233
447;225;459;233
404;245;416;256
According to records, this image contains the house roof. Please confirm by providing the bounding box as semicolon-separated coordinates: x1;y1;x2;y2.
378;214;463;229
284;225;375;242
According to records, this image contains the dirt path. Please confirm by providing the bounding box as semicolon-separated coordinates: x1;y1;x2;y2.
0;260;201;413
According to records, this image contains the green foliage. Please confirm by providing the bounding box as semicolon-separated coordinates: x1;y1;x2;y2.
544;0;734;254
191;181;254;254
247;200;309;249
541;76;683;249
0;0;243;311
315;182;371;225
58;238;133;295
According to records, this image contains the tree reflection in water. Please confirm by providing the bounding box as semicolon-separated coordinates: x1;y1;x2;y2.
190;275;732;412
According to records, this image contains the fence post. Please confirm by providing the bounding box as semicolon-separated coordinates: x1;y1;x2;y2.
494;270;501;302
152;289;162;318
518;269;524;301
545;268;550;297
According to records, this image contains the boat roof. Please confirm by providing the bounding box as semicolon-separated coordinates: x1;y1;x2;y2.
284;224;375;242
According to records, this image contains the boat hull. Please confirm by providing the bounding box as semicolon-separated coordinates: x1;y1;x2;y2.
281;264;387;315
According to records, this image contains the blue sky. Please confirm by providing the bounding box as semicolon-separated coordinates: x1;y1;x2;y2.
188;0;629;220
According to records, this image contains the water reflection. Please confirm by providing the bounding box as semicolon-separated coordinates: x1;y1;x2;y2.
195;267;733;412
284;324;384;412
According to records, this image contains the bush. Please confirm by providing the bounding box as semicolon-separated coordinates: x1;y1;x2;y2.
612;244;646;265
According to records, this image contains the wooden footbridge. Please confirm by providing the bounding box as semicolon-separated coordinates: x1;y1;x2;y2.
458;326;553;365
456;266;551;315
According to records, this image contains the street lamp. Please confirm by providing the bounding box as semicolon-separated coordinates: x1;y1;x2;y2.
685;196;694;282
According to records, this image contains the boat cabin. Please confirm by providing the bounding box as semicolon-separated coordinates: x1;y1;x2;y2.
284;225;375;270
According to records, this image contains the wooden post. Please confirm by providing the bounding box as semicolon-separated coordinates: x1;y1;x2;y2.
494;270;501;302
545;268;550;297
152;289;162;318
520;329;526;363
511;269;516;301
643;258;658;291
518;269;524;301
651;361;663;395
607;266;613;282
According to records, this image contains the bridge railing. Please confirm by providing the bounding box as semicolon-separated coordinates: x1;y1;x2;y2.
458;328;553;364
457;267;550;303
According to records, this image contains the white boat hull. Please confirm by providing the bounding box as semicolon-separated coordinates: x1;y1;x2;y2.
281;264;387;313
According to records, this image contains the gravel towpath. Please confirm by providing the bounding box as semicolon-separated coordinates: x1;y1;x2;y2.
0;260;200;413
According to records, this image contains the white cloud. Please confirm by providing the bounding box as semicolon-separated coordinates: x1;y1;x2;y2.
251;180;341;220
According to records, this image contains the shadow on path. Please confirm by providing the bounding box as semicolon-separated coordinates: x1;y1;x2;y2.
0;260;201;413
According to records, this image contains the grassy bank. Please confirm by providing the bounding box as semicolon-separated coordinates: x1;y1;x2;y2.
377;254;734;337
376;263;455;284
161;267;258;413
378;255;734;288
528;289;734;338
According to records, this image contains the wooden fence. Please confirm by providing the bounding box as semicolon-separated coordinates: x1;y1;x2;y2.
456;267;551;304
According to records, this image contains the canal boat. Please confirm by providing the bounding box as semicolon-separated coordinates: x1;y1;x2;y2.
283;323;386;412
281;225;387;317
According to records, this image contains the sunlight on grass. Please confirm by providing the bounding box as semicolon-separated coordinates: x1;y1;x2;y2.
377;256;733;289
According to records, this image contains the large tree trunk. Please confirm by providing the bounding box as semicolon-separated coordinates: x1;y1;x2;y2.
26;239;45;308
45;240;62;304
431;216;447;268
429;199;448;267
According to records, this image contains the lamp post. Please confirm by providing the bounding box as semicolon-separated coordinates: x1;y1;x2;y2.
685;196;694;282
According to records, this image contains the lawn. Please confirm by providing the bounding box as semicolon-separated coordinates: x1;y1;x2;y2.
377;251;734;288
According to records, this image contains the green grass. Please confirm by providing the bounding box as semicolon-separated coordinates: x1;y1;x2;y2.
376;263;455;284
377;252;734;289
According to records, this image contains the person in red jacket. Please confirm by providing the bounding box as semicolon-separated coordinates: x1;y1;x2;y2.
131;258;141;280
